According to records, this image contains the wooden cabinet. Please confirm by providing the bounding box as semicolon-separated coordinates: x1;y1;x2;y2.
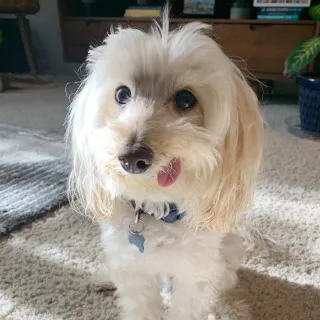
213;22;316;75
60;17;319;81
62;20;112;61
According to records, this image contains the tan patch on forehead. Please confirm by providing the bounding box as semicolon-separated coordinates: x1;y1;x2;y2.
133;71;171;101
130;56;204;127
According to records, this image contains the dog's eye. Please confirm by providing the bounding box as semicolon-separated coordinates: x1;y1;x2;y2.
115;86;131;105
174;90;197;110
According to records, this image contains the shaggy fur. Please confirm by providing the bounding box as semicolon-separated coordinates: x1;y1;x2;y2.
66;10;263;320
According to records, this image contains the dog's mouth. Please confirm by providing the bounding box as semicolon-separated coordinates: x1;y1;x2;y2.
157;158;181;187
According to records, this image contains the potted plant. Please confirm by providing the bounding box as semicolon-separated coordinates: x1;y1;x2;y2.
230;0;252;19
284;4;320;134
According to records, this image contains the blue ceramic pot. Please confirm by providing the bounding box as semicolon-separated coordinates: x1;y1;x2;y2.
296;73;320;133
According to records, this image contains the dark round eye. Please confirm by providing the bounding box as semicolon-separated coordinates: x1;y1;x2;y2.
115;86;131;105
174;90;197;110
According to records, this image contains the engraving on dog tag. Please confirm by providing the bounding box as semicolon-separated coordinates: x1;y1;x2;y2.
128;233;145;253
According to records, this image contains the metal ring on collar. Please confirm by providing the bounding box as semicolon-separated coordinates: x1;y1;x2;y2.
129;218;144;234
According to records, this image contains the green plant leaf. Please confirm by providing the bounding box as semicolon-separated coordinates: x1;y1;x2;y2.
309;4;320;21
284;36;320;76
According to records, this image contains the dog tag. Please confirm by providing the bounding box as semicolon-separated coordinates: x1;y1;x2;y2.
128;233;145;253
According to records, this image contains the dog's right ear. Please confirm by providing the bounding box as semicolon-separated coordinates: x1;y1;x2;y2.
197;67;263;232
66;77;114;222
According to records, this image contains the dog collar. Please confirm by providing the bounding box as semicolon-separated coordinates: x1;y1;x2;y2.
128;201;185;253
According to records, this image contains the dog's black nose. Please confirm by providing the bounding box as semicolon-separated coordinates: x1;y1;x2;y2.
118;144;153;174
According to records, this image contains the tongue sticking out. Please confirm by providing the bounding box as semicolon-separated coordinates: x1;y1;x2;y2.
157;158;181;187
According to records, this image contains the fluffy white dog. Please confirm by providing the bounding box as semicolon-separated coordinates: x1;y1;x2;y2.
67;10;263;320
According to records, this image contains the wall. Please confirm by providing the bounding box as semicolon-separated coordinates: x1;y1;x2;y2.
28;0;79;75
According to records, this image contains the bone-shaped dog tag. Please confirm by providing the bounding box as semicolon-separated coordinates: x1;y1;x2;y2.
128;233;145;253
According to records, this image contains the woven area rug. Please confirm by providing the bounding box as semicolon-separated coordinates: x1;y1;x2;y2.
0;125;68;235
0;130;319;320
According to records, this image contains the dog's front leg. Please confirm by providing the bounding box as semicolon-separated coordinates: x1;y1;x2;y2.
166;276;218;320
111;270;164;320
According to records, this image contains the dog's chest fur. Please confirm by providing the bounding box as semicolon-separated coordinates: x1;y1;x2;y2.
99;200;244;276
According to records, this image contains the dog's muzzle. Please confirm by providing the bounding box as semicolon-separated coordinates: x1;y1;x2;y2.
118;144;153;174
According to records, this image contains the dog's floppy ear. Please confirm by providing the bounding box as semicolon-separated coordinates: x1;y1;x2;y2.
200;69;263;232
66;77;114;222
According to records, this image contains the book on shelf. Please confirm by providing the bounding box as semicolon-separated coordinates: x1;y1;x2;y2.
257;14;300;20
257;12;301;16
183;0;215;15
258;8;302;13
127;6;162;9
257;7;301;19
253;0;311;7
124;6;162;18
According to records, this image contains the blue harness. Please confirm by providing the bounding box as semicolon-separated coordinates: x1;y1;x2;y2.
128;201;185;253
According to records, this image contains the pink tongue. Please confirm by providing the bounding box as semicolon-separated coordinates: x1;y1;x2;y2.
157;158;181;187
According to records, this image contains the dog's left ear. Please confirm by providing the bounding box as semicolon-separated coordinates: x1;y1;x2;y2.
201;69;263;232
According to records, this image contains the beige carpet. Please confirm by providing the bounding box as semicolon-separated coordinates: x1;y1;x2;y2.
0;131;319;320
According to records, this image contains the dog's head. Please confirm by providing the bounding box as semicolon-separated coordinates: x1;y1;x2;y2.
67;14;263;231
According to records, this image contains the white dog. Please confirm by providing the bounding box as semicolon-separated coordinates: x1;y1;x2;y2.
67;10;263;320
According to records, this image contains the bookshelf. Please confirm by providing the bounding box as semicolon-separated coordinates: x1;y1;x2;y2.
57;1;319;82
